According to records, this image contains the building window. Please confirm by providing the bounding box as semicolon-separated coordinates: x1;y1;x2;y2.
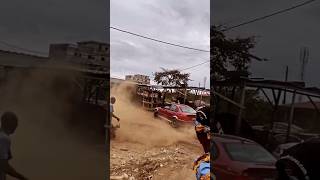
101;57;105;61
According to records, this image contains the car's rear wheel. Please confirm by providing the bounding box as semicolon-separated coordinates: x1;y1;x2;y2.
170;117;178;128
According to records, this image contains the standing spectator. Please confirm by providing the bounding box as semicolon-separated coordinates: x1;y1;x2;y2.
0;112;28;180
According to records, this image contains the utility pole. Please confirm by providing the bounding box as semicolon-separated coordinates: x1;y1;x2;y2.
199;82;203;101
236;81;246;135
287;91;296;142
298;47;309;102
282;66;289;104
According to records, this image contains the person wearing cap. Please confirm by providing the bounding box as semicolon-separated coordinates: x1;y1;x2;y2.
0;112;28;180
192;106;213;180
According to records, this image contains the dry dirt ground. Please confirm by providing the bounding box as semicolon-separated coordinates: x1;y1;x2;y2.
111;135;202;180
110;83;202;180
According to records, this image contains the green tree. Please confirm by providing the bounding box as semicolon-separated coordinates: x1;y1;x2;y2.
154;69;190;87
211;25;272;127
211;25;257;80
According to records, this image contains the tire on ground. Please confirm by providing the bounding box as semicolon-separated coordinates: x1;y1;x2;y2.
154;111;159;118
170;117;179;128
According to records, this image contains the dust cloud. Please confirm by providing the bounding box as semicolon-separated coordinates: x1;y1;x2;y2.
110;83;197;147
0;68;105;180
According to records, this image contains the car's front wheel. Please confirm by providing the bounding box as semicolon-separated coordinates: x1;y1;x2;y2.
154;111;159;118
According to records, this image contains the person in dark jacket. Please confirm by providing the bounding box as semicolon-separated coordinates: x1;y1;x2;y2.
0;112;28;180
195;106;210;153
193;106;213;180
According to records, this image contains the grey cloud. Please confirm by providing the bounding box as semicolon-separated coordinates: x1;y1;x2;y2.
213;0;320;87
111;0;210;87
0;0;107;54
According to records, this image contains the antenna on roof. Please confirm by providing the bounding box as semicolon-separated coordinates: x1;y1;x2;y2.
283;66;289;104
299;47;309;102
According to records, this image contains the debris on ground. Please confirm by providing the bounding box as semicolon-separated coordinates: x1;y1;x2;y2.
111;141;201;180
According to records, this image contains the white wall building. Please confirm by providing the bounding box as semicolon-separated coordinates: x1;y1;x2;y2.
125;74;150;85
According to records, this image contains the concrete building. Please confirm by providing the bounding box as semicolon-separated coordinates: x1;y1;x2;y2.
0;41;109;80
125;74;150;85
0;40;108;88
49;41;109;71
0;45;108;105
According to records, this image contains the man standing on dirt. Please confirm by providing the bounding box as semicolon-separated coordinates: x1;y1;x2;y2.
0;112;28;180
110;97;120;122
110;97;120;139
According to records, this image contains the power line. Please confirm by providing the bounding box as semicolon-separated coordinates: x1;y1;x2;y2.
180;60;210;71
159;60;209;73
0;41;109;57
222;0;317;32
0;41;48;56
110;26;210;53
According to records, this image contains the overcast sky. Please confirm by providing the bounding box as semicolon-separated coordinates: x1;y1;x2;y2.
212;0;320;88
110;0;210;87
0;0;107;55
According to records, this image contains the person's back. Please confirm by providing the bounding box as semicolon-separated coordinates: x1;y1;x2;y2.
0;129;11;180
0;112;27;180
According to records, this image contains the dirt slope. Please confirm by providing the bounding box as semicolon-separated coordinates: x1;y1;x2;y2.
110;83;202;180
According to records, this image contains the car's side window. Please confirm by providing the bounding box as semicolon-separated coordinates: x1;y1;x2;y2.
170;105;176;112
175;107;179;112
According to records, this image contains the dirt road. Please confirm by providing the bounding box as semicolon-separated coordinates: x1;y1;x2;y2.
110;83;202;180
0;70;106;180
111;140;202;180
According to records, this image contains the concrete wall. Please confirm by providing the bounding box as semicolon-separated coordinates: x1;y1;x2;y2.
125;74;150;85
49;42;109;71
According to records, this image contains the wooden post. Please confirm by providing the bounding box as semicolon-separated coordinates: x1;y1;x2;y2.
261;89;273;106
286;90;296;143
184;88;187;104
95;86;99;104
213;91;245;109
282;66;289;104
236;81;246;135
271;89;282;132
227;86;237;112
83;79;88;102
307;95;320;114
